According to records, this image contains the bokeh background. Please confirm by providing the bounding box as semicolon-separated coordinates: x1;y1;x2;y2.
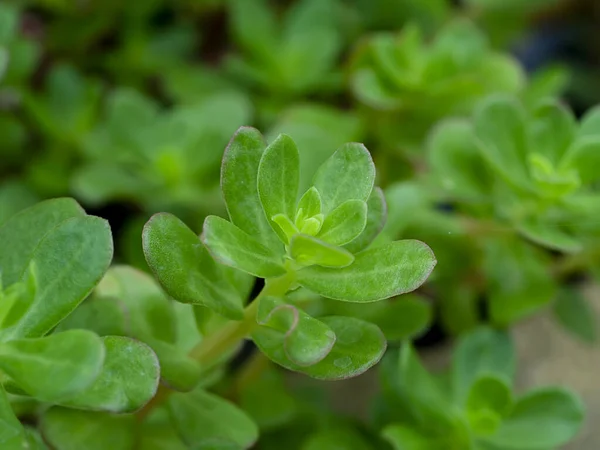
2;0;600;448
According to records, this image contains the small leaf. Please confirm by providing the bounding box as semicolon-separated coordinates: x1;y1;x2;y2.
1;215;113;340
168;388;259;449
560;136;600;184
451;327;515;404
290;234;355;268
516;217;581;253
529;100;576;165
60;336;159;413
0;385;28;448
253;316;386;380
55;296;127;337
343;187;387;254
304;427;374;450
258;134;300;242
143;213;244;320
272;214;299;243
465;375;512;436
0;330;104;402
317;199;367;246
221;127;281;251
313;143;375;213
138;409;187;450
0;198;84;287
382;425;442;450
553;288;597;344
297;240;436;302
474;96;530;190
202;215;286;278
295;186;322;226
41;407;135;450
483;388;584;449
254;296;335;367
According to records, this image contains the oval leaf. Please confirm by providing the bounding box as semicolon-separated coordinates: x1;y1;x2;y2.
143;213;244;320
202;215;286;278
317;199;367;246
343;187;387;254
0;330;104;402
297;240;436;302
290;234;355;268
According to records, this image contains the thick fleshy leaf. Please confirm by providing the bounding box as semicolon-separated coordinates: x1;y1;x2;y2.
451;327;514;404
343;187;387;254
295;186;322;226
0;330;104;402
202;215;286;278
221;127;281;251
0;198;84;287
428;118;490;200
473;96;530;190
0;215;113;340
529;100;576;164
297;240;436;302
313;143;375;213
95;266;177;343
304;427;374;450
55;296;127;337
482;388;584;449
560;136;600;184
516;217;581;253
168;388;259;449
465;375;512;436
148;340;202;392
143;213;244;320
290;234;355;268
258;134;300;241
60;336;159;413
253;316;386;380
0;385;28;448
553;288;597;344
254;296;335;367
317;199;367;246
138;409;187;450
239;366;297;431
41;407;135;450
483;237;556;326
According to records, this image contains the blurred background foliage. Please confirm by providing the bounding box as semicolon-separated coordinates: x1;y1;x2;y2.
2;0;600;430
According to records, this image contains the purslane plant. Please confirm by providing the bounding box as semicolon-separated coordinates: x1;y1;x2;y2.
378;327;584;450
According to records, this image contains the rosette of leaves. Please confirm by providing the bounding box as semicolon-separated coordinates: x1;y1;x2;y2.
226;0;345;121
0;198;161;449
143;126;437;384
72;87;252;218
378;327;585;450
350;20;524;152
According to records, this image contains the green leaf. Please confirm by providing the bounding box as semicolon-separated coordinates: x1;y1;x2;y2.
254;296;335;367
138;409;187;450
253;316;386;380
553;288;597;344
143;213;244;320
465;375;512;436
483;388;584;449
0;198;84;287
60;336;159;413
0;385;28;449
202;215;286;278
239;366;297;431
1;215;113;339
289;234;355;268
221;127;281;251
258;134;300;242
297;240;436;302
516;217;581;253
483;237;556;326
41;407;135;450
451;327;515;404
343;187;387;254
529;100;576;165
304;427;374;450
295;186;322;226
0;330;104;402
474;96;530;190
317;199;368;246
428;118;490;200
168;388;259;449
313;143;375;213
55;296;127;337
560;136;600;184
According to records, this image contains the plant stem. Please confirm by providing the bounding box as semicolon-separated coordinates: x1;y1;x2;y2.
135;272;295;421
